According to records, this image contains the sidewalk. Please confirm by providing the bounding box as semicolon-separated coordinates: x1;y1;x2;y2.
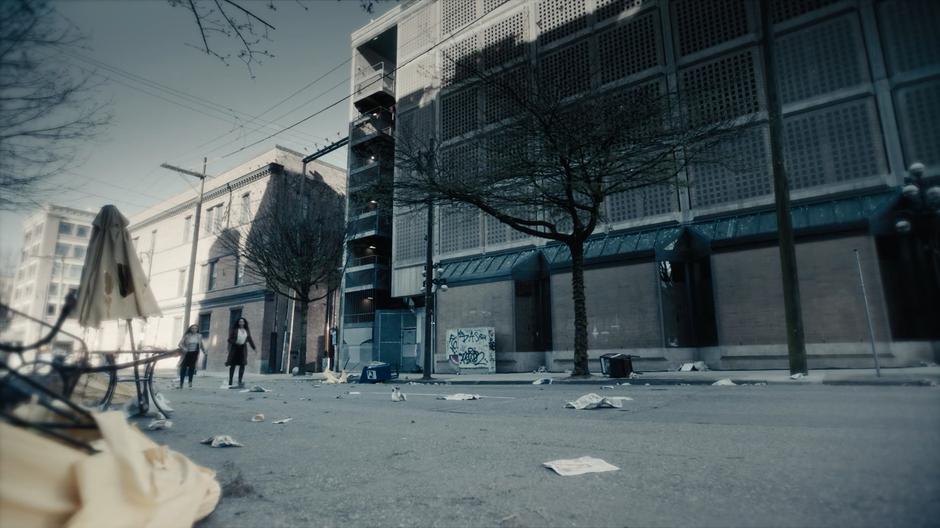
159;364;940;387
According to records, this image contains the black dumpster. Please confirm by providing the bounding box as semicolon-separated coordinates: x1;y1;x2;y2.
600;353;633;378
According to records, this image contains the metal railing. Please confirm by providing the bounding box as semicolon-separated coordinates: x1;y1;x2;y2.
354;62;396;100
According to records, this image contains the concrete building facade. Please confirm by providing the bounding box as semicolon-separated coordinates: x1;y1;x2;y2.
119;147;345;373
342;0;940;373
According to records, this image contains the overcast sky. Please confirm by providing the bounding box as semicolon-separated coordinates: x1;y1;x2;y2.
0;0;395;267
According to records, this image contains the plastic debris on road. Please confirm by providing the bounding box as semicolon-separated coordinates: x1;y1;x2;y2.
346;391;361;395
437;393;481;400
543;456;620;476
322;369;350;384
790;373;805;380
272;418;292;424
239;385;270;393
251;414;264;422
679;361;709;372
565;393;632;410
146;419;172;430
713;378;737;386
532;378;553;385
600;385;615;390
201;435;243;448
391;387;407;402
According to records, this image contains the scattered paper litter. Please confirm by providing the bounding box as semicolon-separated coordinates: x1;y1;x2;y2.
712;378;737;386
532;378;553;385
543;456;620;476
346;391;361;395
240;385;271;393
679;361;709;372
565;393;632;410
153;393;174;412
322;369;350;384
272;418;292;424
251;414;265;422
437;393;482;400
600;385;615;390
146;419;172;430
201;435;243;448
391;387;407;402
790;373;805;380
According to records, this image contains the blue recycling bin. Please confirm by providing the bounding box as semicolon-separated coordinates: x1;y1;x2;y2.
359;362;398;383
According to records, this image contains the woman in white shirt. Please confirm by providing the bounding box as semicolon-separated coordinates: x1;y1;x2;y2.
225;317;256;388
177;324;205;389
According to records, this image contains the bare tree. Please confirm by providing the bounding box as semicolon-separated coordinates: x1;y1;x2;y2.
391;57;743;376
0;0;110;211
217;170;345;373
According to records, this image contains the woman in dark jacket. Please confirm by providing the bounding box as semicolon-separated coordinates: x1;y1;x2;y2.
226;317;256;388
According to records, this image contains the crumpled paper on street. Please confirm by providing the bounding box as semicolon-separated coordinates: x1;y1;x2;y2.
543;456;620;476
250;414;264;422
146;419;173;431
391;387;407;402
565;393;632;410
532;378;553;385
239;385;270;393
322;369;350;384
679;361;709;372
712;378;737;386
437;393;482;400
272;418;292;425
201;435;243;448
790;373;805;380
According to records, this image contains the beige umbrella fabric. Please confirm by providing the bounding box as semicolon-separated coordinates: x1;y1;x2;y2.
73;205;161;328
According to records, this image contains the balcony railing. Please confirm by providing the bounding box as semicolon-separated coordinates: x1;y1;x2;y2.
343;311;375;325
354;62;395;103
344;267;390;290
347;254;390;269
350;107;394;146
347;214;391;239
348;164;392;190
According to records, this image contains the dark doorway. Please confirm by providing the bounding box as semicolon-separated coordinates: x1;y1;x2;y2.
514;278;552;352
876;234;940;339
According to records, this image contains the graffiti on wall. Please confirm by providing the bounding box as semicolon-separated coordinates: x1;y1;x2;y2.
446;327;496;372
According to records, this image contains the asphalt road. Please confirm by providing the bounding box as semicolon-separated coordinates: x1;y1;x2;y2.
141;376;940;528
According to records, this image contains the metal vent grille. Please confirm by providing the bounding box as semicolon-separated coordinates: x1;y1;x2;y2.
394;209;426;261
440;205;482;254
537;0;588;45
485;214;508;245
877;0;940;76
671;0;749;57
539;40;591;98
484;10;528;69
770;0;840;23
689;126;772;208
679;48;762;127
441;0;478;36
775;14;869;104
598;11;661;85
484;0;510;15
441;87;478;140
784;98;887;190
895;78;940;167
484;66;527;124
596;0;648;22
607;182;678;223
399;4;435;61
442;35;480;86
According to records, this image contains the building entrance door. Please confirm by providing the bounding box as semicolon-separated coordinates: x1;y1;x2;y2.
375;310;418;373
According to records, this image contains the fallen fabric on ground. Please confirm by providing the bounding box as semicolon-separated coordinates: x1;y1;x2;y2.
565;393;632;410
239;385;270;393
272;418;292;425
250;414;264;422
0;408;220;528
146;419;173;431
713;378;737;386
437;393;482;400
543;456;620;476
322;369;350;384
201;435;243;448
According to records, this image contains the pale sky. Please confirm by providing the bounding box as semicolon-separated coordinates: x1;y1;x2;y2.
0;0;396;266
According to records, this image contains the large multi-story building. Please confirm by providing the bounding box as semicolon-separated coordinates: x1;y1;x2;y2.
3;205;96;350
342;0;940;373
116;146;346;373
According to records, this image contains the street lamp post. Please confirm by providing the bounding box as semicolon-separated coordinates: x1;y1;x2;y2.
895;162;940;287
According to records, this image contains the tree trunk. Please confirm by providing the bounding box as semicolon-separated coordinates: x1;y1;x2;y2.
569;241;590;376
296;300;309;375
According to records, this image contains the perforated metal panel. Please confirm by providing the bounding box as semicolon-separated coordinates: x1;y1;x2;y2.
484;0;510;15
441;0;478;36
484;66;527;124
485;214;508;246
441;141;481;182
441;87;478;140
396;105;435;149
442;35;480;86
395;208;426;262
679;48;762;127
539;40;591;98
399;3;437;61
770;0;839;23
537;0;588;45
689;126;772;209
598;11;661;85
483;10;528;69
877;0;940;76
607;182;678;223
775;14;869;104
596;0;649;22
397;55;435;111
895;78;940;167
671;0;749;57
440;205;482;254
784;97;887;190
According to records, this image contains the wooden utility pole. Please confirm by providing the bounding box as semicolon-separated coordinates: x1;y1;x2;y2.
161;158;208;351
760;0;808;375
422;138;436;381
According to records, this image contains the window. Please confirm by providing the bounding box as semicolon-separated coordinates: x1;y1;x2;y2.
54;243;69;257
197;313;211;339
240;193;250;224
58;222;74;235
207;260;218;291
51;261;61;276
204;207;214;234
48;283;58;297
235;255;245;285
177;268;187;297
183;215;192;243
76;225;89;238
46;304;56;316
214;205;224;232
67;264;82;281
73;246;86;259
